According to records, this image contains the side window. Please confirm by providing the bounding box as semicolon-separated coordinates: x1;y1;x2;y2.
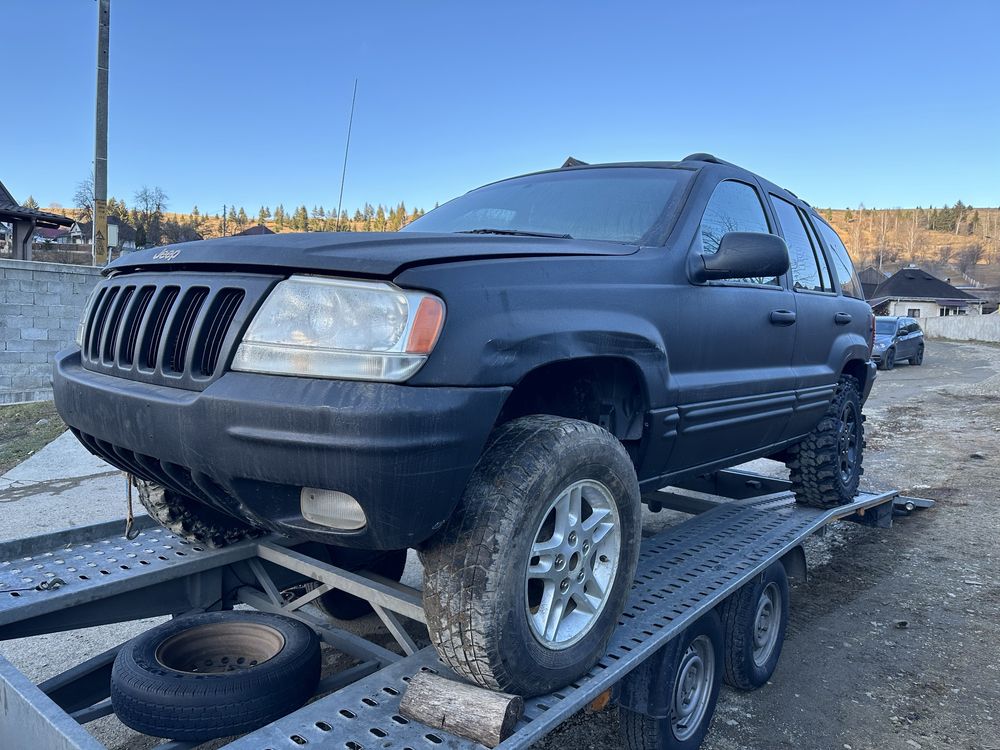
802;213;834;291
771;195;826;292
813;219;864;299
700;180;777;285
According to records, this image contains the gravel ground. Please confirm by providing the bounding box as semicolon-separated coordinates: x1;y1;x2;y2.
2;340;998;749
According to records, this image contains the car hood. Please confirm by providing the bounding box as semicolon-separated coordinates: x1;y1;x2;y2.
106;231;640;278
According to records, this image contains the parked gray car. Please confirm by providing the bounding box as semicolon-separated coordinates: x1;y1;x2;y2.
873;316;925;369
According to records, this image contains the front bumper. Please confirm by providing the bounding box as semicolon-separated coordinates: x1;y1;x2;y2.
53;349;510;549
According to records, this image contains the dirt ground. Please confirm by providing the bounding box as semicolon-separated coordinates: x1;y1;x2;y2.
0;400;64;474
538;340;1000;750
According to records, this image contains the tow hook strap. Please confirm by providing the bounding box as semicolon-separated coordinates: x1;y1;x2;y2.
125;473;140;540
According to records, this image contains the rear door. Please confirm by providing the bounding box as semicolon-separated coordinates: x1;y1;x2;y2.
665;177;797;473
767;194;843;438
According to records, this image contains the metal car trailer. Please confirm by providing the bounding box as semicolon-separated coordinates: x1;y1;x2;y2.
0;469;932;750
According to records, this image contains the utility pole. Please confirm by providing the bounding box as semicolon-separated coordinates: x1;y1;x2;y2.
94;0;110;265
222;204;227;237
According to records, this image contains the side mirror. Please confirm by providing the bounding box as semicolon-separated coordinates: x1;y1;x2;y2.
690;231;790;283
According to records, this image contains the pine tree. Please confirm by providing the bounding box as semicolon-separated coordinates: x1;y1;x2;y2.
237;207;248;229
23;195;39;209
275;204;285;229
191;205;201;228
258;206;271;225
227;206;238;230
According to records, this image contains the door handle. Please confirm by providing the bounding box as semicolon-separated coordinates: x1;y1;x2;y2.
834;312;852;325
769;309;797;326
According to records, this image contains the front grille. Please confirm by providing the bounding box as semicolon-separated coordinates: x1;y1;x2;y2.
81;272;279;390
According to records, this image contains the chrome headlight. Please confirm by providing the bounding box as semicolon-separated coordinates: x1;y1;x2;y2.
231;276;445;382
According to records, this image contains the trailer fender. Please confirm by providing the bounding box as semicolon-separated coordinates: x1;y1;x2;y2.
781;545;807;581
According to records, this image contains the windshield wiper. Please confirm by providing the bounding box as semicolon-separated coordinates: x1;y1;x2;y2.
457;228;573;239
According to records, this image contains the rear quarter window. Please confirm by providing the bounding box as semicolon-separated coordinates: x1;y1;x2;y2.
813;218;864;299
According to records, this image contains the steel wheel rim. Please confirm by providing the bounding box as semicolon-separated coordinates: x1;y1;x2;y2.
838;400;860;484
155;621;285;674
670;634;715;741
525;479;621;650
752;582;782;667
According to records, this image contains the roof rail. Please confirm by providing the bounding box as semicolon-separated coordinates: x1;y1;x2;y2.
682;152;724;164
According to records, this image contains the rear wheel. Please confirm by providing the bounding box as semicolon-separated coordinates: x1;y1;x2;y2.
910;345;924;365
136;480;262;548
786;375;865;509
420;415;641;695
719;562;789;690
619;611;724;750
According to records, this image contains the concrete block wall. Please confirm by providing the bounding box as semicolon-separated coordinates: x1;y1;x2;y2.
1;259;103;404
922;313;1000;343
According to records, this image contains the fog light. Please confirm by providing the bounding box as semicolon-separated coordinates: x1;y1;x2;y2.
300;488;366;530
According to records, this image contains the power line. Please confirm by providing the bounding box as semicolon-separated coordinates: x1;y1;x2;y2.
335;79;358;233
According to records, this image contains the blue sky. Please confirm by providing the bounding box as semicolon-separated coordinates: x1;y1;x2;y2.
4;1;999;216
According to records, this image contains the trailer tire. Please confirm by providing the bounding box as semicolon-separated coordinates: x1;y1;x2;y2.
111;611;320;742
420;415;641;695
619;610;724;750
136;479;262;548
786;375;865;509
313;547;408;620
719;561;788;690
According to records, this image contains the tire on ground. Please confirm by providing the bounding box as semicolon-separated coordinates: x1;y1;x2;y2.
420;414;641;696
785;375;865;509
111;611;320;742
136;479;262;548
719;561;789;690
910;346;924;366
313;547;408;620
619;610;724;750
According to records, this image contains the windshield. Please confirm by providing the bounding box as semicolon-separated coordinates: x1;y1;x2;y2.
875;319;897;335
402;167;690;244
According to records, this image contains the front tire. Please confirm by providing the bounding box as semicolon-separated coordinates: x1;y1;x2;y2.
785;375;865;509
910;345;924;365
420;415;641;695
881;347;896;370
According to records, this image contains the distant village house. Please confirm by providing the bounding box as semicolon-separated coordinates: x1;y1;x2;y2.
868;266;986;318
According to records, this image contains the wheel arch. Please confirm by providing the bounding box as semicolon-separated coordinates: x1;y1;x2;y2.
496;356;650;446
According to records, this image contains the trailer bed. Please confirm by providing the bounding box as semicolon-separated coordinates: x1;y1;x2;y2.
0;477;926;750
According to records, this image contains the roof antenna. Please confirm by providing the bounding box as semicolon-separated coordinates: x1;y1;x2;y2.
335;78;358;232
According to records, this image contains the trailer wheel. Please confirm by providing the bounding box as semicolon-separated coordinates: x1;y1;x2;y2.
619;610;724;750
312;547;408;620
786;375;865;509
111;611;320;742
136;479;262;548
420;415;641;695
719;562;789;690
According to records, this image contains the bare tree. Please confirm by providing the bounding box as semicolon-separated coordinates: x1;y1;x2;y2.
74;172;96;222
134;186;169;246
956;243;984;274
902;210;924;265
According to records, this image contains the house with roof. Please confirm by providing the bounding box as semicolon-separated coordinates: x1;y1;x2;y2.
857;265;889;300
0;178;74;260
234;224;275;236
868;266;986;318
